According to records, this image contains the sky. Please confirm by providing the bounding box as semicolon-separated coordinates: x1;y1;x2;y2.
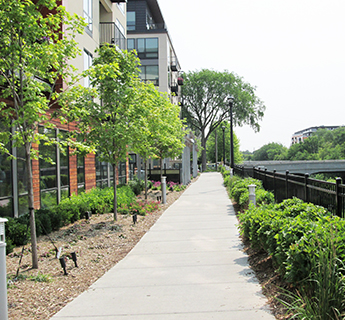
158;0;345;152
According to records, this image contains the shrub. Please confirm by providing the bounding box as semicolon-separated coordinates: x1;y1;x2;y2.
128;177;145;195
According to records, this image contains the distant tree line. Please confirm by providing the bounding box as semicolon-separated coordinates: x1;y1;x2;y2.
244;127;345;161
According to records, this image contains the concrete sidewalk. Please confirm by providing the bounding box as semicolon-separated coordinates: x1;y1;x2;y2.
51;172;275;319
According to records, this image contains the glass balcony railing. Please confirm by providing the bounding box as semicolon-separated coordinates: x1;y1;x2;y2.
100;22;126;50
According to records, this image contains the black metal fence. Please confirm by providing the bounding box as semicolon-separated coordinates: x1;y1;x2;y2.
234;165;345;218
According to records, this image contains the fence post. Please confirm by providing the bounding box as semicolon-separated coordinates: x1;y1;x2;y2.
0;218;8;320
336;177;342;217
304;173;309;203
285;170;289;200
273;170;276;201
264;168;267;189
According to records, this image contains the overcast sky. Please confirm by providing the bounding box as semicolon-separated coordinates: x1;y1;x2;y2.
158;0;345;152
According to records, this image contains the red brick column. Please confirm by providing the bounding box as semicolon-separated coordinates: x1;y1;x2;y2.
85;153;96;191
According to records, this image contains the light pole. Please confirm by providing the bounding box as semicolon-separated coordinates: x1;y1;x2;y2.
222;126;225;165
227;95;235;169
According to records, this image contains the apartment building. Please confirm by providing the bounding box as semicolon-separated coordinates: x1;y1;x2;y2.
126;0;183;173
0;0;184;218
0;1;128;218
126;0;182;104
291;126;340;145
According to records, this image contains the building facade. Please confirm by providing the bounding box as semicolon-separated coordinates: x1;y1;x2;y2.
126;0;183;173
0;0;184;218
0;0;128;218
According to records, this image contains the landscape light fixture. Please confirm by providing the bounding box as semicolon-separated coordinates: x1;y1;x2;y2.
227;95;235;169
59;257;68;276
71;252;78;268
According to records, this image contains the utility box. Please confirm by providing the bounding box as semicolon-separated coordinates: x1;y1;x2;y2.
0;218;7;242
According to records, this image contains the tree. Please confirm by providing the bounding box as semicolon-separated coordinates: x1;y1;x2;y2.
181;69;265;171
150;92;186;179
252;142;288;161
131;83;185;199
206;121;242;164
0;0;85;268
76;45;144;221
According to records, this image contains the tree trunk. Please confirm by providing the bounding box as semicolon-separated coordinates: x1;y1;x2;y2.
25;143;38;269
201;129;207;172
113;163;117;221
160;158;163;179
144;159;148;200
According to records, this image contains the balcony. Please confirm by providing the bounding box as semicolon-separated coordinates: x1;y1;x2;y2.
170;57;179;72
100;22;126;50
171;85;178;94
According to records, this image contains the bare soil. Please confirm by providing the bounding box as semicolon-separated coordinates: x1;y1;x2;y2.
6;178;291;320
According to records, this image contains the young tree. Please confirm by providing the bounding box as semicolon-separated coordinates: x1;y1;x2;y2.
181;69;265;171
76;45;144;221
0;0;85;268
151;92;186;178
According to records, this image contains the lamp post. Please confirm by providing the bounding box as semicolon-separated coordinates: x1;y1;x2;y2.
222;126;225;165
227;96;235;169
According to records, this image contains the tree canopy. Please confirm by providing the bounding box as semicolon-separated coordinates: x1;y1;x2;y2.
249;127;345;161
181;69;265;171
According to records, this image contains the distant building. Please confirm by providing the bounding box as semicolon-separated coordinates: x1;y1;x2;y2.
291;126;340;144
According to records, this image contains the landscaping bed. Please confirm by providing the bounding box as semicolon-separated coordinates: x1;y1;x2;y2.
6;187;188;320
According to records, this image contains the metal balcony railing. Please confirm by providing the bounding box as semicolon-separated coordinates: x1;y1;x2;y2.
100;22;126;50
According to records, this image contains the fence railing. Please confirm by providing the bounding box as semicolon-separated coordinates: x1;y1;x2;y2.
234;165;345;217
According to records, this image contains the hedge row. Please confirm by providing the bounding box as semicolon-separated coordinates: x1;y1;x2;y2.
221;167;345;317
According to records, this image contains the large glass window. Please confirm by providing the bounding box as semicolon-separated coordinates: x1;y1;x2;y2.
127;11;135;31
139;65;159;86
0;122;12;217
59;130;69;201
96;157;109;188
77;154;85;194
127;38;158;59
83;49;93;87
127;39;135;52
83;0;93;33
39;127;58;208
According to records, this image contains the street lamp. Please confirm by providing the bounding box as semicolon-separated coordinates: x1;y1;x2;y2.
227;95;235;169
222;126;225;165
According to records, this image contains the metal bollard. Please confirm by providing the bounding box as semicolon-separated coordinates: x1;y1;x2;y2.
0;218;8;320
161;176;167;204
248;184;256;206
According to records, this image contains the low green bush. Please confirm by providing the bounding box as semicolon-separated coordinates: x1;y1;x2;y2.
128;177;145;195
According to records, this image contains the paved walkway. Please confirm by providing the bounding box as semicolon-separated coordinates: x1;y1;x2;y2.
51;172;275;319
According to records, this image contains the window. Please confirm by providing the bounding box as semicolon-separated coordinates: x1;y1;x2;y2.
139;65;159;86
83;0;93;33
83;49;93;87
127;11;135;31
127;39;135;51
127;38;158;59
39;128;70;208
0;122;12;217
77;154;85;194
